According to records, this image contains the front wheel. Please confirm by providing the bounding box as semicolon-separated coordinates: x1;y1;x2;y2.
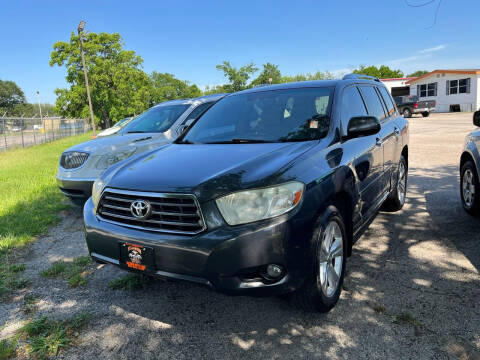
290;206;347;312
383;155;407;211
403;108;412;118
460;161;480;215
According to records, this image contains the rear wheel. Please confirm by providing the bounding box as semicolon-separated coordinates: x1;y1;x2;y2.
460;161;480;215
383;155;407;211
290;206;347;312
403;108;412;118
422;112;430;117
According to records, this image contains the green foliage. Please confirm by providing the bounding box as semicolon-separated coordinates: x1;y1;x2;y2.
0;132;91;256
216;61;258;92
250;63;282;86
0;79;25;109
50;31;152;128
149;72;202;104
109;274;150;291
353;65;404;78
0;261;28;299
407;70;429;77
0;334;20;359
23;294;40;314
392;312;422;327
20;313;90;358
40;256;92;288
281;71;334;83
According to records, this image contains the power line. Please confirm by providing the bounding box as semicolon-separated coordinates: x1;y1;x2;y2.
404;0;443;29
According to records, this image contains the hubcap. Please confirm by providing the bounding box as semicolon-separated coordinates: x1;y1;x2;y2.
463;169;476;208
318;221;343;298
397;160;406;204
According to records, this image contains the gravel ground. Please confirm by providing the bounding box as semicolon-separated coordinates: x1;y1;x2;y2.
1;112;479;359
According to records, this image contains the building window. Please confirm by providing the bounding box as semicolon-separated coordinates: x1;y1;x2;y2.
417;82;437;97
447;78;471;95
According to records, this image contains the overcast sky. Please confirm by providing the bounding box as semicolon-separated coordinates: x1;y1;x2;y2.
1;0;478;104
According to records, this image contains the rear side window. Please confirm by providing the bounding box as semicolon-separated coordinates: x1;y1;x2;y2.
378;87;396;117
359;86;386;121
341;86;368;132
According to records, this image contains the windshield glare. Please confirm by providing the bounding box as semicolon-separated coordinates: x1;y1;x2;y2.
183;87;332;143
123;104;190;133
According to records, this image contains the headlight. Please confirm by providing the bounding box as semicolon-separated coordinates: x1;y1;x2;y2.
95;147;136;170
216;182;304;225
91;178;105;209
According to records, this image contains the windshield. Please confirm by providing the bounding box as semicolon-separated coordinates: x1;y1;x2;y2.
123;104;190;133
183;87;332;143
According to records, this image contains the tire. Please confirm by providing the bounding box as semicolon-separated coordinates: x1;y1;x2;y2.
422;112;430;117
290;206;347;313
460;160;480;215
403;108;412;118
383;155;407;212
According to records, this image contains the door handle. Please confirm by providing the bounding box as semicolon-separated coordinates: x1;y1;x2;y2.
375;137;382;147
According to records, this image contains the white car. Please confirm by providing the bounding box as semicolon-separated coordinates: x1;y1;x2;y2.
57;94;224;203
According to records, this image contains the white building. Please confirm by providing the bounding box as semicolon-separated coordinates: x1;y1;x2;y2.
406;70;480;112
380;77;418;97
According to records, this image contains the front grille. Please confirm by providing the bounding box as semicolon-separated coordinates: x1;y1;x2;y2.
97;189;206;235
60;151;89;169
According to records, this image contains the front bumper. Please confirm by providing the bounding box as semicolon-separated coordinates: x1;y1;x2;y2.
57;176;95;199
84;198;310;296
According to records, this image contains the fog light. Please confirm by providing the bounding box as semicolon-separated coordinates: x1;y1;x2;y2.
266;264;284;279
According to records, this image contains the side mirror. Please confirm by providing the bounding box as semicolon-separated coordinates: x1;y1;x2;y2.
473;111;480;127
177;119;195;134
346;116;381;139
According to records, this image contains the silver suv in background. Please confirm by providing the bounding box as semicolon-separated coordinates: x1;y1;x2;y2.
57;94;225;203
460;110;480;215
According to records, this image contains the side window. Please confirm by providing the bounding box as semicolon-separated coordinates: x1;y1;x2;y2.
359;86;387;121
378;86;396;117
185;102;214;122
341;86;368;133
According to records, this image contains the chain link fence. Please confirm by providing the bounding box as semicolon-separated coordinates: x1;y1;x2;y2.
0;117;90;152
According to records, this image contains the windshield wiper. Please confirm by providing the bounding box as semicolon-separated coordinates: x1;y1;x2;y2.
206;138;277;144
126;130;147;133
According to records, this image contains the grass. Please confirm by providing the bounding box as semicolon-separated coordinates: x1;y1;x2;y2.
22;294;40;314
10;312;90;359
0;132;92;255
109;274;151;291
392;312;423;328
40;256;93;288
0;133;92;299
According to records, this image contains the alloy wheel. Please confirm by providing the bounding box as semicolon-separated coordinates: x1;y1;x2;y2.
318;220;343;298
397;160;406;205
462;169;476;208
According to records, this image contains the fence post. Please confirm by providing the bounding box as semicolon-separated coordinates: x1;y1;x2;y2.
21;119;25;148
33;120;37;145
43;117;47;143
2;118;6;150
51;118;55;140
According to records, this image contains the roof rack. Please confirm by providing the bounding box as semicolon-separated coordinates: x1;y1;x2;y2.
342;74;380;82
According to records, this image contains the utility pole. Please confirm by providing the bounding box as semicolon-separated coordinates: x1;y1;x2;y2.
77;20;96;136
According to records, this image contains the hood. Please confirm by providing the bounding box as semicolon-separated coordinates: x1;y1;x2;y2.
65;132;171;154
106;141;317;201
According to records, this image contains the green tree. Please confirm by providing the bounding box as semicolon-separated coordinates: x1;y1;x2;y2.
216;61;258;92
149;72;201;103
407;70;429;77
353;65;404;78
50;32;152;128
281;71;334;83
0;79;25;110
250;63;282;86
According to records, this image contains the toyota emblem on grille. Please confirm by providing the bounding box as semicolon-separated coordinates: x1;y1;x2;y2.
130;200;152;219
